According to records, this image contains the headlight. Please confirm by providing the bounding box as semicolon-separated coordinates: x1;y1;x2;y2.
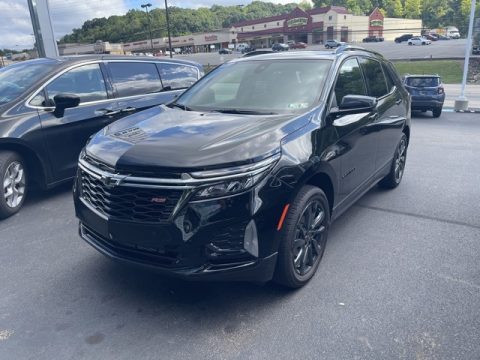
191;153;280;200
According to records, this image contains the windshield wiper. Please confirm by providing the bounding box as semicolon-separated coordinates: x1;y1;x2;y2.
211;109;277;115
168;103;194;111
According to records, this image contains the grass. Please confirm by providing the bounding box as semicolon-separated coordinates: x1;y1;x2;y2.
392;60;463;84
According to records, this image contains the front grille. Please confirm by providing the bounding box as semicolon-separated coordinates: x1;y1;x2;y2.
80;169;182;223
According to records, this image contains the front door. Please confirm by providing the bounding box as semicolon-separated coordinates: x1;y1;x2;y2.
330;57;378;204
38;63;122;181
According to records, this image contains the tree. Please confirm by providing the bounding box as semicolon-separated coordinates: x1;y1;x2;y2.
404;0;422;18
298;0;313;11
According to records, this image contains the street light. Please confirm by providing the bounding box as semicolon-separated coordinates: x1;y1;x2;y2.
141;3;154;53
165;0;173;58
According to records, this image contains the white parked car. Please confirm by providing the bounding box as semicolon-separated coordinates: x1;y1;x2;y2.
408;37;431;45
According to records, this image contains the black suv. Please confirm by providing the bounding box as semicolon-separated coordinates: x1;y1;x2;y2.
74;48;410;288
403;74;445;117
395;34;414;43
0;56;203;218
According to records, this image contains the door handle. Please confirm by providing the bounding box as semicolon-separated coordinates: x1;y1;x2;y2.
95;108;121;116
121;107;137;113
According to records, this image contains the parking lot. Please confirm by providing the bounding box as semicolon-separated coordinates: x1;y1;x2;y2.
176;39;470;66
0;111;479;359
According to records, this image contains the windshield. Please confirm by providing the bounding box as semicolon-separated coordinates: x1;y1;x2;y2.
406;77;439;87
175;59;332;114
0;61;57;106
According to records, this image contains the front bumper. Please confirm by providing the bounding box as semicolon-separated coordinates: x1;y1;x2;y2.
74;169;287;282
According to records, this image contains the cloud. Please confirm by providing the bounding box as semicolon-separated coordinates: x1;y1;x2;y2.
0;0;312;49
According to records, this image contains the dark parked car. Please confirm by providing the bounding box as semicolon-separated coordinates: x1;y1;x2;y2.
324;40;346;48
74;47;410;288
218;48;232;55
436;34;451;40
272;43;289;51
403;74;445;117
289;42;308;49
362;36;384;42
423;34;438;41
241;46;256;54
0;56;203;218
395;34;414;43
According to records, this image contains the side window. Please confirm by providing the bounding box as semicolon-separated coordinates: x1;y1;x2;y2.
46;64;107;104
157;64;198;90
334;58;366;106
107;62;162;97
359;58;388;98
382;63;396;93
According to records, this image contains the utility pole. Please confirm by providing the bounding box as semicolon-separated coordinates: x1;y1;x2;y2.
141;3;154;53
454;0;477;111
165;0;173;58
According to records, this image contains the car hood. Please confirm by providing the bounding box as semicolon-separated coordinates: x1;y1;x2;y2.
86;105;311;171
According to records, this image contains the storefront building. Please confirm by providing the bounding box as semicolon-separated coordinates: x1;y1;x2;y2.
231;6;422;47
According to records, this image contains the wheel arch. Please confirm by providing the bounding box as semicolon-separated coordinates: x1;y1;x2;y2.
0;140;48;188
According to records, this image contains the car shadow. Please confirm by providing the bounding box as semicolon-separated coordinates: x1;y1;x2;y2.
24;180;73;208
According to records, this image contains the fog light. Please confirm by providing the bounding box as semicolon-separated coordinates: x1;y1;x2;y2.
244;220;258;257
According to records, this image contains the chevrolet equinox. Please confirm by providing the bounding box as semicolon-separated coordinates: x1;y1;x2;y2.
74;47;411;288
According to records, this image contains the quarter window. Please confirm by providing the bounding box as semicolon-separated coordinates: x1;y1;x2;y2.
46;64;107;104
359;58;388;98
158;64;198;90
334;58;366;106
107;62;162;97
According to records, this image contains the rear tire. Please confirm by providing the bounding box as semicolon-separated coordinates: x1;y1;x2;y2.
432;107;442;118
0;151;27;219
274;185;330;288
379;134;407;189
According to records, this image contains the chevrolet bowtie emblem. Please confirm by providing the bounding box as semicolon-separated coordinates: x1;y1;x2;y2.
100;175;123;188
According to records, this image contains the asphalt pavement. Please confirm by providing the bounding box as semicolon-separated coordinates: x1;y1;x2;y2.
0;112;479;359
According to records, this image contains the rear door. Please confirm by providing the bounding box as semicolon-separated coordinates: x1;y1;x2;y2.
330;57;378;203
37;62;122;181
358;57;405;170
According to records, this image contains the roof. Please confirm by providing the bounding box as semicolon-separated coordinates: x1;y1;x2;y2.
55;55;203;68
404;74;440;77
232;47;383;62
232;6;349;27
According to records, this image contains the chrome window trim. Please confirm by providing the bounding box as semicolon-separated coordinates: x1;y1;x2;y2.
25;59;201;110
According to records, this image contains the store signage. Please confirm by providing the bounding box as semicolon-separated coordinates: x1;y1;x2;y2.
287;17;308;27
205;35;218;42
370;19;383;27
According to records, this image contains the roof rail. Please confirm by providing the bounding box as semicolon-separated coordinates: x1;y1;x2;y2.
334;45;383;57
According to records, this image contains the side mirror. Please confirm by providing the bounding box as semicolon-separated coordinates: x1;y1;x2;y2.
339;95;377;111
53;93;80;117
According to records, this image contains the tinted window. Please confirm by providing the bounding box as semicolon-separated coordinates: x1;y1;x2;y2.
158;64;198;90
334;58;366;105
382;63;396;93
359;58;388;98
406;77;439;87
108;62;162;97
1;61;56;106
46;64;107;104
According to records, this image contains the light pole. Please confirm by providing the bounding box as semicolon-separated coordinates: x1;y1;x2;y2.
165;0;173;58
141;3;154;53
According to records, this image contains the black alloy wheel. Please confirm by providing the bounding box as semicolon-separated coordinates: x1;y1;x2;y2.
379;134;408;189
274;185;330;288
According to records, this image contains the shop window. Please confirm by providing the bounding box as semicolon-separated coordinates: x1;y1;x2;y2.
277;22;280;26
344;15;346;20
264;24;267;28
241;27;243;32
252;26;255;30
329;16;332;21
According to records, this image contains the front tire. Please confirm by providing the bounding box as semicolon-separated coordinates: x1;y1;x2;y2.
379;134;407;189
0;151;27;219
274;186;330;288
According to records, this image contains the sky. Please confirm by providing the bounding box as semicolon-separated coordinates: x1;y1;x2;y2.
0;0;311;49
